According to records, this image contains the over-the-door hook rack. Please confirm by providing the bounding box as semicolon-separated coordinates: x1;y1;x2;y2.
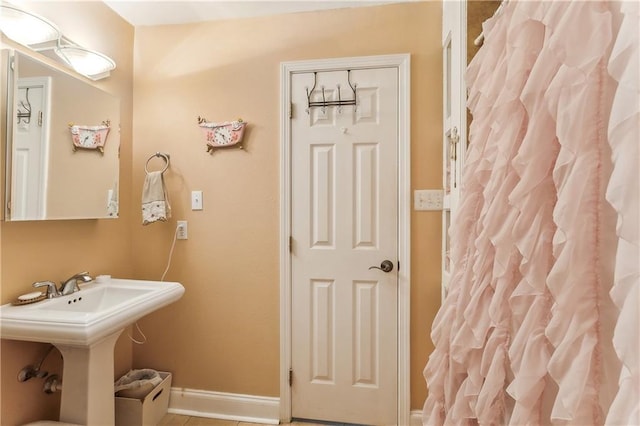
145;152;170;174
17;87;32;124
306;70;357;113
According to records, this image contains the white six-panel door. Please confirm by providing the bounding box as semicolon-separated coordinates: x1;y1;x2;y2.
442;1;467;301
290;67;399;425
11;77;51;220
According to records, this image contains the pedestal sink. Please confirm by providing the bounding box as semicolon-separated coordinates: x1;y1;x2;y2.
0;278;185;425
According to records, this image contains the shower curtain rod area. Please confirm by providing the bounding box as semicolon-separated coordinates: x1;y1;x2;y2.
474;0;508;46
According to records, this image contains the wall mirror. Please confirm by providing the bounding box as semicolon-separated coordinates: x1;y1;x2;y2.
3;49;120;221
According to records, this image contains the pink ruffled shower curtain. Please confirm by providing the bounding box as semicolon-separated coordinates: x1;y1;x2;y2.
423;1;638;425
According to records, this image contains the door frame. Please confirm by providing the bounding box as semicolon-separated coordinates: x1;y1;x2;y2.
441;0;468;301
279;54;411;425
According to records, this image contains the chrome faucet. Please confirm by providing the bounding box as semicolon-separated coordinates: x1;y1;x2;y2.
59;272;93;295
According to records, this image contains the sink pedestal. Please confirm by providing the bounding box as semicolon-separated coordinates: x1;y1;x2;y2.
55;331;122;425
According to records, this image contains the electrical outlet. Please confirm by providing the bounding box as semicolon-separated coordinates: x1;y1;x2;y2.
414;189;444;211
177;220;188;240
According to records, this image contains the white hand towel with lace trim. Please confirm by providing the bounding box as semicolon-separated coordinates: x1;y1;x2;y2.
142;171;171;225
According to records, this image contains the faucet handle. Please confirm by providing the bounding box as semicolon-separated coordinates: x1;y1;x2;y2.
33;281;60;299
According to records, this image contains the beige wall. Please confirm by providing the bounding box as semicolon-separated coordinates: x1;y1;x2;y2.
43;72;119;219
0;2;134;425
131;2;442;410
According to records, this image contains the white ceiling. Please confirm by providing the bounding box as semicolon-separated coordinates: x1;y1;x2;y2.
103;1;411;27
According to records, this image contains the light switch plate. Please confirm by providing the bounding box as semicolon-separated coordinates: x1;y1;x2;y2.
191;190;203;210
414;189;444;211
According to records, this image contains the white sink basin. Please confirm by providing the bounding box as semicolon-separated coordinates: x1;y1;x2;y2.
0;278;185;346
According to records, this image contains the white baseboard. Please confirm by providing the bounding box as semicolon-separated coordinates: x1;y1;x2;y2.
410;409;423;426
168;386;421;426
168;387;280;424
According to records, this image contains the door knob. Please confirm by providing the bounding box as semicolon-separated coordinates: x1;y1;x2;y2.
369;260;394;273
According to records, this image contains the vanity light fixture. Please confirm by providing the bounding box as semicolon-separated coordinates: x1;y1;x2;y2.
0;3;116;80
54;45;116;81
0;4;60;46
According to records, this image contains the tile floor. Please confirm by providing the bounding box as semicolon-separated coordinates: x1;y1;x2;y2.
159;413;328;426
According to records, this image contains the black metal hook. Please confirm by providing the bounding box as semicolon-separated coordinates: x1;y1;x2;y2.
306;70;357;113
17;87;32;124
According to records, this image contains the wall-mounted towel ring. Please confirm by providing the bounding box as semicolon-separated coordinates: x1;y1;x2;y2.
145;152;170;174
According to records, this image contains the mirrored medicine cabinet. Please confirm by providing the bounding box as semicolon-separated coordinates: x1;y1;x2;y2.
2;49;120;221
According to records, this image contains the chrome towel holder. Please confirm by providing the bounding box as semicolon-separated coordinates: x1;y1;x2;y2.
145;152;170;174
